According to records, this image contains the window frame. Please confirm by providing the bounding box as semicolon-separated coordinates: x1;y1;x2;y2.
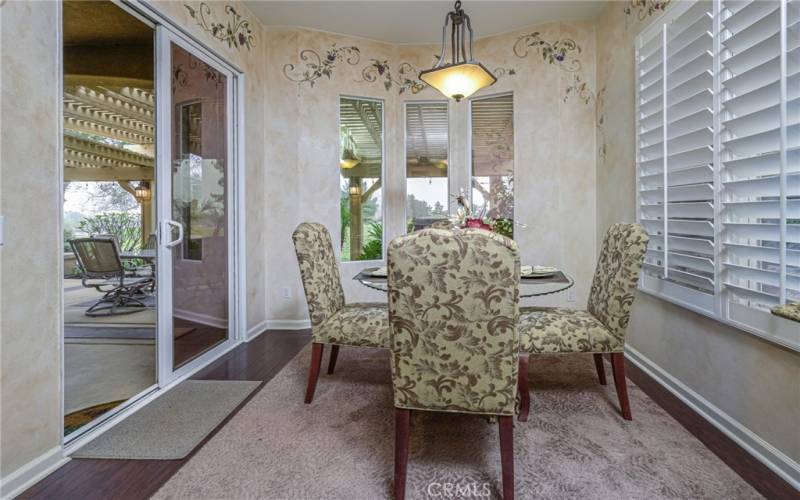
402;99;452;233
634;0;799;352
467;91;516;230
337;94;387;263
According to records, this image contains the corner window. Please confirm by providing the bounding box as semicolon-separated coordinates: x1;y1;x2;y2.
405;102;449;232
470;93;515;238
339;96;384;261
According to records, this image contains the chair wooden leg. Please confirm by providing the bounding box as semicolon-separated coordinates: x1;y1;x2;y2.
610;352;632;420
304;342;324;404
394;408;411;500
327;345;340;375
593;353;607;385
517;354;530;422
498;416;514;500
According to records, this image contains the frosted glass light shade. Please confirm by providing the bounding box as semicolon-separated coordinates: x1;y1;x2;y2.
419;62;497;102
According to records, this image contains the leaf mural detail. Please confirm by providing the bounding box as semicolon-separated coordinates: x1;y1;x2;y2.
283;44;361;87
185;3;255;51
359;59;426;95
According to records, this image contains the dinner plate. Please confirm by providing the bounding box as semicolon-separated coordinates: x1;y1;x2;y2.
369;266;388;277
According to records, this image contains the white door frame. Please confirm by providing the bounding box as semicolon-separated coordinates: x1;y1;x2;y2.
62;1;247;450
155;26;245;386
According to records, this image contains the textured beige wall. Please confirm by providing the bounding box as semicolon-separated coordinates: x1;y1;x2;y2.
1;0;63;477
0;0;268;480
595;1;800;463
265;21;599;321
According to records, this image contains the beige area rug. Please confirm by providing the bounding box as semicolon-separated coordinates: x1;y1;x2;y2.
154;346;760;500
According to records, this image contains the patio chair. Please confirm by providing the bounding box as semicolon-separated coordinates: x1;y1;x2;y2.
70;237;154;316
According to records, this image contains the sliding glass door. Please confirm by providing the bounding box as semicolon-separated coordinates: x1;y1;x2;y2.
156;29;237;381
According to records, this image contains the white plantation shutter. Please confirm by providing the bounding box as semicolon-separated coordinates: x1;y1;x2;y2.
637;1;716;309
636;0;799;349
720;0;800;312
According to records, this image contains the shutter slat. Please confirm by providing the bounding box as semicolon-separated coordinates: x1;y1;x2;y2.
726;243;800;267
723;199;800;219
668;108;713;138
669;31;713;70
723;173;800;198
723;8;781;53
667;145;713;169
668;89;713;121
723;1;779;34
669;71;713;103
670;2;713;42
669;165;714;186
668;51;713;90
724;222;800;243
669;219;715;236
669;127;713;154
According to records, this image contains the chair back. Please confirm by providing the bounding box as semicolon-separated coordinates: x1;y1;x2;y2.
292;222;346;328
70;237;124;278
587;223;649;344
144;234;157;250
387;228;520;416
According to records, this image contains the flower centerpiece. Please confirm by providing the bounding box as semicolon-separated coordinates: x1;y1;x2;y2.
449;188;526;238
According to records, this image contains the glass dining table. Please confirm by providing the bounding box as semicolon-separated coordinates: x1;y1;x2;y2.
354;267;574;298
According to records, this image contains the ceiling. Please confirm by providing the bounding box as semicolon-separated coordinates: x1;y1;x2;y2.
63;0;153;46
244;1;607;44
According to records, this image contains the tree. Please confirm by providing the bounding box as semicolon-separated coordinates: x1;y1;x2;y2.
78;212;142;251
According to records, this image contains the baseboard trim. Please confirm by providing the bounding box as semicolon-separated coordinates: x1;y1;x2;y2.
0;446;69;500
173;308;228;329
245;320;268;341
264;319;311;330
625;345;800;491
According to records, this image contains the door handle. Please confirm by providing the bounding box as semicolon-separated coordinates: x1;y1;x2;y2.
163;220;184;248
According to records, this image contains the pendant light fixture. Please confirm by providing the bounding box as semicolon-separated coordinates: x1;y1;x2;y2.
419;0;496;102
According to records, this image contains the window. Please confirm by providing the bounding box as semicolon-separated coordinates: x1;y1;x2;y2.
339;96;384;261
405;102;449;231
471;93;515;238
636;0;799;348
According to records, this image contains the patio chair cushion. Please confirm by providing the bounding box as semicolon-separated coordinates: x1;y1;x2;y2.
519;307;621;354
315;302;390;348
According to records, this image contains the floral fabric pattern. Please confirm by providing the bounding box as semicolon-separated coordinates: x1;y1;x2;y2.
387;228;520;416
519;307;619;353
519;223;648;355
292;223;346;328
316;303;390;348
293;223;390;347
586;223;649;342
771;302;800;322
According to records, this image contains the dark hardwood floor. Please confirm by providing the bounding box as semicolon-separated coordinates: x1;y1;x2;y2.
21;337;796;500
622;358;799;500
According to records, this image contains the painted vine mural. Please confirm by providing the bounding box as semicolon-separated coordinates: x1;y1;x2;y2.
513;31;606;160
185;3;256;51
624;0;671;21
281;31;603;158
359;60;425;94
283;45;361;87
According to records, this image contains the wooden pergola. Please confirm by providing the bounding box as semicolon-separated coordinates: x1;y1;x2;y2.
63;76;155;243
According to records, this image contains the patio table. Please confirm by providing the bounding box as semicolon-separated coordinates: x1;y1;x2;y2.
120;249;157;261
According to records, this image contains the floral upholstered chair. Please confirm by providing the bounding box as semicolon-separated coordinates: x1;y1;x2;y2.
292;222;390;404
387;228;520;500
517;223;649;421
